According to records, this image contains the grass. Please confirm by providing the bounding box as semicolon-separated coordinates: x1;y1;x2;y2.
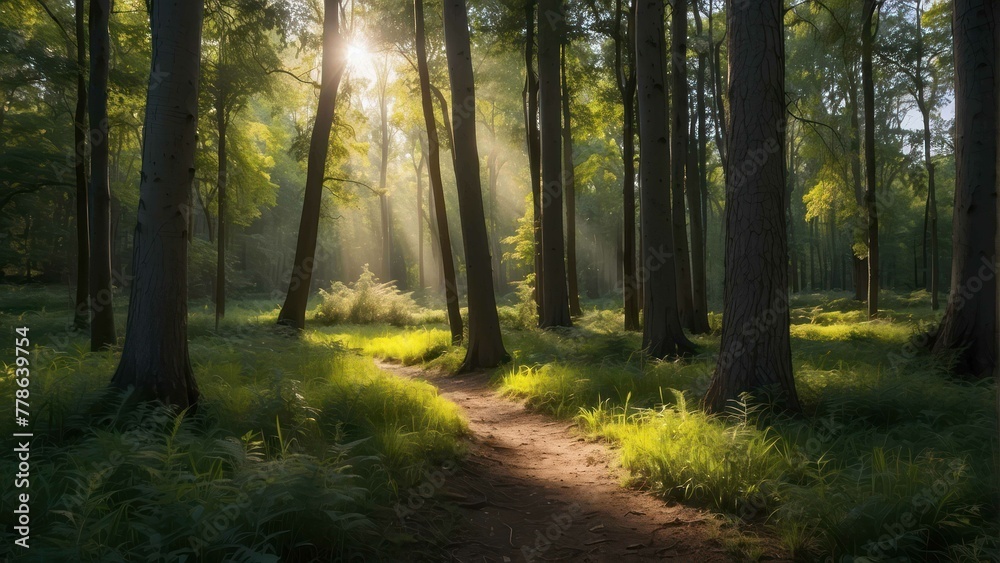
0;287;467;562
351;292;1000;562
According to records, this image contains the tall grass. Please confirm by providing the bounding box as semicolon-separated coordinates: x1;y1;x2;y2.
0;290;467;561
349;293;1000;561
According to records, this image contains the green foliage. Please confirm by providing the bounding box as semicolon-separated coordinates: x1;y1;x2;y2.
316;265;425;326
324;326;453;366
0;291;467;561
354;292;999;562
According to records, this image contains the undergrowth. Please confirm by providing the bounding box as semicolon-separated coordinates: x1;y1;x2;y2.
0;290;467;562
347;293;1000;561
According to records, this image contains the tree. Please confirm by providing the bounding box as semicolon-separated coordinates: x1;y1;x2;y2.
930;0;996;378
415;0;463;344
635;0;694;359
110;0;205;408
689;0;710;333
671;0;708;334
277;0;347;330
72;0;88;331
614;0;639;331
670;0;695;331
861;0;880;318
375;56;395;282
442;0;508;369
537;0;572;328
883;0;950;310
202;0;280;328
412;136;426;288
561;42;581;317
88;0;116;351
705;0;800;413
523;0;544;318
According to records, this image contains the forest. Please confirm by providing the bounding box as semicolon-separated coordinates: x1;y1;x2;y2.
0;0;998;560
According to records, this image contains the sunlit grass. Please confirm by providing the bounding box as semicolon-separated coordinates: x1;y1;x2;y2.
316;325;454;366
343;292;999;561
0;288;467;561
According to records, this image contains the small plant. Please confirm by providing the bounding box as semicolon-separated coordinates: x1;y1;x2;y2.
317;265;421;326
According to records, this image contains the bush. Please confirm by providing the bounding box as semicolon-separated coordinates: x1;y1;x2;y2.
317;265;420;326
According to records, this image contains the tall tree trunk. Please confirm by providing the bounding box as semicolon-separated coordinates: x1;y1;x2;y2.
537;0;572;328
705;0;800;414
847;74;869;303
636;0;694;359
693;0;710;318
487;148;501;288
379;193;391;279
523;0;544;318
442;0;508;369
809;219;816;289
378;77;393;281
930;0;996;379
415;0;463;344
73;0;89;331
687;110;709;332
88;0;116;351
616;0;640;331
416;148;425;288
923;107;939;310
673;0;708;335
277;0;346;329
110;0;205;408
561;43;581;317
215;103;227;329
788;136;800;293
914;0;939;311
707;0;727;174
862;0;879;318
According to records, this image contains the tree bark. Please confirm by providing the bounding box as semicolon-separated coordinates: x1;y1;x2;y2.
561;43;581;317
415;148;425;288
88;0;116;351
616;0;640;331
415;0;463;344
523;0;544;318
914;1;940;310
707;0;726;174
73;0;89;331
862;0;879;318
672;0;707;334
110;0;205;408
687;108;709;332
537;0;572;328
930;0;997;379
215;100;227;329
923;106;939;309
636;0;694;359
705;0;800;414
277;0;346;329
847;72;869;303
692;0;710;320
442;0;508;369
378;74;393;281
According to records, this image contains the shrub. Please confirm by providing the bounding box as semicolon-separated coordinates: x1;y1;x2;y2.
317;265;420;326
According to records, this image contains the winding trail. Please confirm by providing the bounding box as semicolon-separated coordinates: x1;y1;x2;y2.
381;362;786;562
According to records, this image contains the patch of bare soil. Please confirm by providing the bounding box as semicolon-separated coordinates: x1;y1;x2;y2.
381;362;789;563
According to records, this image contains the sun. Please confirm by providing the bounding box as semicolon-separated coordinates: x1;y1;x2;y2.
346;40;373;72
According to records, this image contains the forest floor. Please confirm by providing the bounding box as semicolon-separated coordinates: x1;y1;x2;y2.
381;361;786;562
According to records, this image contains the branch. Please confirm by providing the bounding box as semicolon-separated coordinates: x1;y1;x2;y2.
325;176;380;195
34;0;73;44
262;64;320;88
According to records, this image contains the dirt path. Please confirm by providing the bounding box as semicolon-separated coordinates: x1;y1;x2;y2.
382;362;783;562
